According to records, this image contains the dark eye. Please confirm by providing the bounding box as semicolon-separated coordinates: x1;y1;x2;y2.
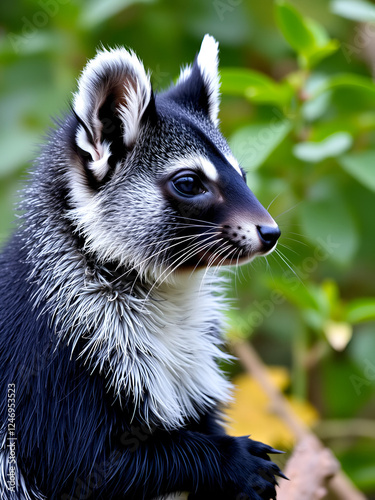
172;175;206;197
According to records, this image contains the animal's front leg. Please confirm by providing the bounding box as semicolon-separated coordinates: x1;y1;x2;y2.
184;409;284;499
114;428;282;500
187;435;283;500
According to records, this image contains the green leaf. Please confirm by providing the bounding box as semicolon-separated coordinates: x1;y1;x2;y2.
79;0;155;28
331;0;375;22
306;39;340;67
338;151;375;192
265;277;319;311
305;18;330;46
321;359;371;417
302;74;333;121
275;0;339;67
275;0;316;55
293;132;353;163
220;68;292;106
220;68;277;95
346;298;375;324
303;19;340;66
299;187;359;266
229;119;292;171
313;74;375;100
302;91;331;122
349;324;375;364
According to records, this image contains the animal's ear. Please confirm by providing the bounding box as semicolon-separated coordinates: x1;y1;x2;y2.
168;34;220;126
72;48;153;182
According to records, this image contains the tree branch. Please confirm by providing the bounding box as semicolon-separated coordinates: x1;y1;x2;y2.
231;340;366;500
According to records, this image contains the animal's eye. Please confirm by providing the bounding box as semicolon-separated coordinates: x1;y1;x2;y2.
172;174;206;197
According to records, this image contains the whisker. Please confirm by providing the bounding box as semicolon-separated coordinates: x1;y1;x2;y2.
149;251;213;302
274;249;305;287
277;242;300;255
275;202;302;220
199;241;231;291
110;229;220;286
133;230;219;252
281;236;308;247
233;252;241;293
264;255;276;285
277;223;304;228
267;192;281;211
214;246;238;275
162;222;219;229
282;230;305;237
169;215;218;227
145;234;221;300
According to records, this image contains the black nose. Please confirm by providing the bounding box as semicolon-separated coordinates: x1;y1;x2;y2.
257;225;281;251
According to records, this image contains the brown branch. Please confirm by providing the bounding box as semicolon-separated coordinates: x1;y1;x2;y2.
231;340;366;500
315;419;375;440
278;435;339;500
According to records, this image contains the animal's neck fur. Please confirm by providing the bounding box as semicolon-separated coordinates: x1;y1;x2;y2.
25;211;232;429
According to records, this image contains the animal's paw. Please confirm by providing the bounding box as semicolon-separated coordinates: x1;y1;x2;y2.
189;436;285;500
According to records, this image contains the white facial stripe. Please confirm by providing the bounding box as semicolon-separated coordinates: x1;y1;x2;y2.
199;157;219;181
167;155;219;182
225;154;242;176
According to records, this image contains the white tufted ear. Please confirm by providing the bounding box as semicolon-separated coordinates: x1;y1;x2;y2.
176;34;220;126
197;34;220;126
72;48;152;181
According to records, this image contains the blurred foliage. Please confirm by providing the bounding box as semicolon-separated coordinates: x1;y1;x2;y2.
226;368;319;448
0;0;375;494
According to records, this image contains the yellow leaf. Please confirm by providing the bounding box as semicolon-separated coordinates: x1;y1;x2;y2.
225;368;319;449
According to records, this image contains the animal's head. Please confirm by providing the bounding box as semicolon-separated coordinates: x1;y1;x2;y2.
68;35;280;281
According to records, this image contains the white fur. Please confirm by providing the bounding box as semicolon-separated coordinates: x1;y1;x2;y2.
225;154;243;176
118;78;150;147
65;152;220;283
73;47;152;178
197;35;220;126
165;154;219;182
76;125;112;181
176;35;220;126
32;262;230;429
198;156;219;181
64;176;169;281
27;223;233;429
76;124;98;160
176;65;192;83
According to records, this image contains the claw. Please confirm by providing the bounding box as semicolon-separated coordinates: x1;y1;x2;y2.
275;470;289;480
268;447;285;455
261;443;285;455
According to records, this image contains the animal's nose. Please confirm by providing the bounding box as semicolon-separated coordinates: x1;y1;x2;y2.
256;225;281;251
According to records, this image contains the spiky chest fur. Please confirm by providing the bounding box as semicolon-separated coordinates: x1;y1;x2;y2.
29;233;232;429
